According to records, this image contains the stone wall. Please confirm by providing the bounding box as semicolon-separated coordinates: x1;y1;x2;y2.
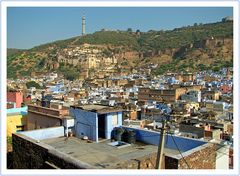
12;133;49;169
12;133;93;169
178;143;216;169
110;144;216;169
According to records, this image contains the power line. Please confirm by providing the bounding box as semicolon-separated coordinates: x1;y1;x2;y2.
170;133;191;169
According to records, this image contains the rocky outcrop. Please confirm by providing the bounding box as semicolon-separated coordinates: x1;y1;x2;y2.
172;37;232;60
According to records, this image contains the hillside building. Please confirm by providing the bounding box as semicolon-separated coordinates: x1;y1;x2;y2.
138;87;187;103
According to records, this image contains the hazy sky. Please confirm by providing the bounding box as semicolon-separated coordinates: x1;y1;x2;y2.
7;7;233;49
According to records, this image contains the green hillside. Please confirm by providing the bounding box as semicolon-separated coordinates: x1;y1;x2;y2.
27;21;233;52
7;20;233;78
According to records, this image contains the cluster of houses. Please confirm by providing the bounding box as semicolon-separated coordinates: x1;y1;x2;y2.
55;44;118;69
6;66;233;169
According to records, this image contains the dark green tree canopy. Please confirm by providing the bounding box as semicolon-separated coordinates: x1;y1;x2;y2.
26;81;41;89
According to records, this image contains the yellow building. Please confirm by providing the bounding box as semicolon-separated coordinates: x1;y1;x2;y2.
7;111;27;137
184;102;200;110
87;56;97;69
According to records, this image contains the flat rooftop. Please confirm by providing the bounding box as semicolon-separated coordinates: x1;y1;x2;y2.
42;137;180;169
7;112;23;116
71;104;123;114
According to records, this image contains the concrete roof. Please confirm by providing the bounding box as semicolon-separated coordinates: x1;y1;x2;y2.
41;137;179;169
7;112;23;116
72;104;123;114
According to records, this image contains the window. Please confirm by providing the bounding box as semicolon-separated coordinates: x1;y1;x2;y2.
229;158;233;165
112;113;118;126
16;125;24;132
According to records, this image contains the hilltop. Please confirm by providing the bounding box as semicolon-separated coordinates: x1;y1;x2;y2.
7;20;233;79
7;48;25;56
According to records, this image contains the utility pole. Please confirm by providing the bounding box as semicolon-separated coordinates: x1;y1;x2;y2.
155;119;166;169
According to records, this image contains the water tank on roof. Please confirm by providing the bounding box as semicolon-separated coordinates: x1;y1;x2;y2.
41;99;50;108
122;129;136;144
113;127;124;141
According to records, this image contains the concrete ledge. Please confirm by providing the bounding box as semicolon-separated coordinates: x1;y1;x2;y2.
17;126;64;140
174;143;215;159
48;148;95;169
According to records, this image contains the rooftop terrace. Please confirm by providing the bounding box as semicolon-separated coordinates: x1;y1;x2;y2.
16;126;211;169
41;137;162;169
71;104;123;114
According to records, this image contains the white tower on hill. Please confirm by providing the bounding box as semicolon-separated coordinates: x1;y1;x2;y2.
82;15;86;36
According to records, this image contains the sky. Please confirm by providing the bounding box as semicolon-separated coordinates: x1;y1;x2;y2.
7;7;233;49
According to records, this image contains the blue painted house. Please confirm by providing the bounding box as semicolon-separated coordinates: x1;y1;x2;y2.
47;83;65;94
70;105;122;142
156;103;172;114
167;77;179;84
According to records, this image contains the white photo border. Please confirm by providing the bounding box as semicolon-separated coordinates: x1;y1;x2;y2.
0;0;239;176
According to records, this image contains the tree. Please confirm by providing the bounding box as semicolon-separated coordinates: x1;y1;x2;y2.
38;58;46;68
199;64;206;71
26;81;41;89
192;32;198;41
136;29;141;35
64;71;78;81
127;28;132;33
7;86;16;92
213;66;220;72
224;61;233;67
103;49;112;57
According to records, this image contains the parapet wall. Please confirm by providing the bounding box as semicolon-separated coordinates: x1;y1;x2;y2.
12;131;94;169
177;143;216;169
12;126;216;169
122;126;207;152
28;104;69;117
18;126;64;140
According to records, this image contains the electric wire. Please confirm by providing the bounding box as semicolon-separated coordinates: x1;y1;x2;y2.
170;133;191;169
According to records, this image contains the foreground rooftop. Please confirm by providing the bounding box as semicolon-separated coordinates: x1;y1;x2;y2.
14;126;222;169
42;137;161;168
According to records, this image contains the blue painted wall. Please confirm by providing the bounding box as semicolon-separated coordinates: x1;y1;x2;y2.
7;106;28;115
123;126;206;152
118;112;122;126
105;113;112;139
18;126;64;140
70;108;123;142
104;112;122;139
70;108;98;142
